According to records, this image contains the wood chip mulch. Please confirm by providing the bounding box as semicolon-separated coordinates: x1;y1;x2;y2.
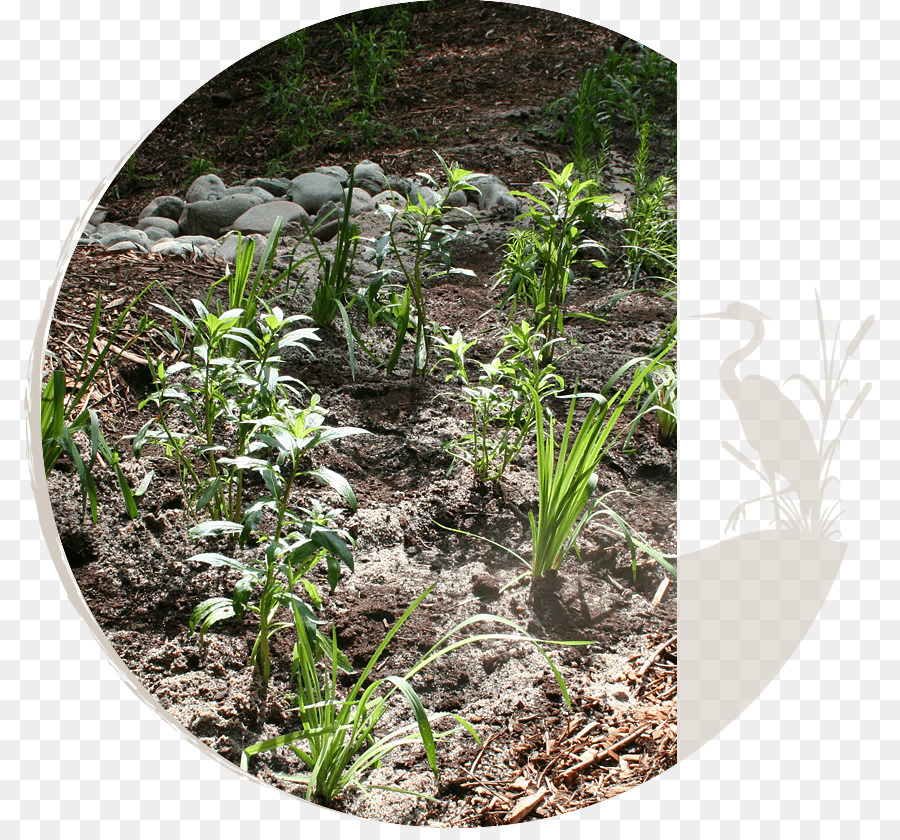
45;247;232;422
439;633;677;825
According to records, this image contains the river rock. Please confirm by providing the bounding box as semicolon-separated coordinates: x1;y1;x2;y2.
178;194;264;238
230;200;311;235
246;177;291;197
345;187;376;216
353;160;389;195
408;184;442;208
89;206;109;226
150;235;219;258
223;185;276;202
99;228;152;252
442;187;470;208
310;201;343;242
372;189;406;210
218;232;268;263
386;175;414;198
138;195;185;221
142;225;177;243
468;173;519;218
316;165;350;186
286;172;345;215
136;216;180;236
94;222;130;235
185;174;228;204
106;240;144;253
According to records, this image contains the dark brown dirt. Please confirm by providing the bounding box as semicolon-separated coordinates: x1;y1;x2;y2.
46;2;676;827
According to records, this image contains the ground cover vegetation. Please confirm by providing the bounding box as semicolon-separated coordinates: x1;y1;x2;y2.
43;2;676;826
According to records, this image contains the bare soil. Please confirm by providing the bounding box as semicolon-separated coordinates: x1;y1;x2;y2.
46;2;676;826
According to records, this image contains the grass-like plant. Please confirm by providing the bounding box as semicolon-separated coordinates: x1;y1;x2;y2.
549;44;676;142
529;361;676;579
305;174;363;379
622;319;677;447
434;320;563;484
377;153;480;375
42;286;155;521
337;15;408;114
240;585;587;803
620;123;676;289
502;163;610;360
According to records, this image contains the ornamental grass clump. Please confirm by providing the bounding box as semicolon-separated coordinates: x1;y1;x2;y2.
529;356;676;579
241;585;587;803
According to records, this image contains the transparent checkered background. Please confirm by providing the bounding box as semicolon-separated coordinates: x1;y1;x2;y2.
5;1;898;836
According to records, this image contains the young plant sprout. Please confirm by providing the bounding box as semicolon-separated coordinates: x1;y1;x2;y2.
241;585;589;803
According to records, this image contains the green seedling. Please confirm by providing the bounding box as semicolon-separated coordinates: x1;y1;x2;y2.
503;163;610;360
42;286;155;522
241;585;588;803
434;321;564;484
136;302;319;522
376;153;480;375
188;395;370;689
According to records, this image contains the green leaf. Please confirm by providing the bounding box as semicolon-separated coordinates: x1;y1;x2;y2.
385;286;411;375
189;597;236;644
189;519;245;539
306;466;358;510
384;675;438;779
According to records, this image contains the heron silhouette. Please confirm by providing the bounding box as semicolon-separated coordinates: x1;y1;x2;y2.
703;302;821;530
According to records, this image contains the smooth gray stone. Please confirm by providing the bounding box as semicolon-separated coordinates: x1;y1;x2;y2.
178;194;263;238
89;206;109;226
246;177;291;197
442;187;470;208
150;235;219;258
468;173;519;218
136;216;180;236
353;160;389;195
150;240;198;258
99;229;152;251
311;200;343;242
106;240;145;253
185;174;227;204
230;200;311;235
345;187;376;216
223;185;276;203
315;165;350;185
138;195;185;221
141;226;176;243
386;175;414;198
286;172;345;215
407;185;442;208
177;235;220;248
372;189;406;210
217;232;268;263
94;222;130;235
